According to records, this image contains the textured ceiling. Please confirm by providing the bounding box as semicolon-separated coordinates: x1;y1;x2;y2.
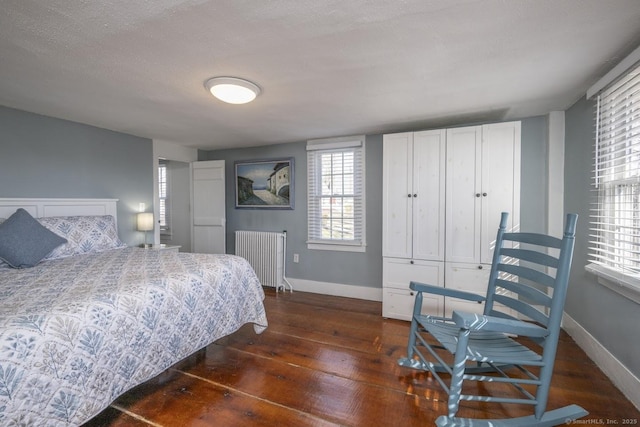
1;0;640;150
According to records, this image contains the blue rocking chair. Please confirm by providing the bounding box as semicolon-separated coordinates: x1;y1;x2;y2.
398;212;588;426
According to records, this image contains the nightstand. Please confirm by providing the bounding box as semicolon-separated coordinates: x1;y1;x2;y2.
150;244;181;252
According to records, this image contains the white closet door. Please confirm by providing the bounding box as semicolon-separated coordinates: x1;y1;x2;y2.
192;160;226;254
445;126;482;264
412;129;446;261
480;122;521;263
382;133;413;258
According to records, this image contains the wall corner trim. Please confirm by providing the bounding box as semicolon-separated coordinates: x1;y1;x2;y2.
562;312;640;411
547;110;565;237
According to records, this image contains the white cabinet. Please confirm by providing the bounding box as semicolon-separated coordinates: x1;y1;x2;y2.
382;130;446;319
444;126;482;264
444;262;517;318
383;130;446;261
444;262;490;317
383;258;444;320
444;122;520;315
445;122;521;265
382;121;520;321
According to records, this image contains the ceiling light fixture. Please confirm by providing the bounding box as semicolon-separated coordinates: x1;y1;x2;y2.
204;77;261;104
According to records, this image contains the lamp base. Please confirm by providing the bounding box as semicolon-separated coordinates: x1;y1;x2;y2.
139;243;152;248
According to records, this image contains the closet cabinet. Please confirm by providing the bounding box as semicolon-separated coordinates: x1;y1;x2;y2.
444;122;520;317
382;121;520;321
382;130;446;320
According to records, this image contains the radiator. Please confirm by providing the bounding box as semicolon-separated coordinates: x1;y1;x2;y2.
235;230;293;292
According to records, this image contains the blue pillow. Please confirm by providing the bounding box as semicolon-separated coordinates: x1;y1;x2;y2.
0;208;67;268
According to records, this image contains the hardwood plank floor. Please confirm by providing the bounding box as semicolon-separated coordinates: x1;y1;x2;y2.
86;289;639;426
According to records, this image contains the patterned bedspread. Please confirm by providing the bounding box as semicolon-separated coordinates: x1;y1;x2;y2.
0;247;267;426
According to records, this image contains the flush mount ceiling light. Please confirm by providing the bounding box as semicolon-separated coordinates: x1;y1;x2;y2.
204;77;261;104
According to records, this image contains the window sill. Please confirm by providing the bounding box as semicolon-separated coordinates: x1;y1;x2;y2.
307;242;366;253
585;263;640;305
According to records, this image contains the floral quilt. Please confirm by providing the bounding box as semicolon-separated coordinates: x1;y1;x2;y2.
0;247;267;426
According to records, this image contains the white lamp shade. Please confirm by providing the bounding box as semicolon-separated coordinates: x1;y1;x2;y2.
137;212;154;231
205;77;261;104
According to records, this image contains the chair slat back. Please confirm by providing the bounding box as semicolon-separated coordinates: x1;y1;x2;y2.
484;212;578;333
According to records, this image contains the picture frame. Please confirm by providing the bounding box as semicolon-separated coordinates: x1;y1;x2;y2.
235;158;294;209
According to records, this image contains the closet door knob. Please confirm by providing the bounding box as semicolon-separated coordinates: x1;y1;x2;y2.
482;192;487;197
413;194;417;198
475;193;481;197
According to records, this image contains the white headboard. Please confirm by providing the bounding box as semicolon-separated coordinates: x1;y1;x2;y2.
0;198;119;221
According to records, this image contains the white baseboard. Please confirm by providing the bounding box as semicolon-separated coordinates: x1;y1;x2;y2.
562;312;640;411
286;278;382;302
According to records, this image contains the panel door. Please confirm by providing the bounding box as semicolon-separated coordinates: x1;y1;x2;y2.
480;121;521;263
412;129;446;261
382;133;413;258
445;126;482;263
192;160;226;254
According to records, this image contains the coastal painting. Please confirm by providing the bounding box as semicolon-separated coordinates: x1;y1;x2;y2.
235;158;294;209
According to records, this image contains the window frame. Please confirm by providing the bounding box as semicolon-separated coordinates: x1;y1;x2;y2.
586;59;640;304
307;135;366;252
158;160;171;236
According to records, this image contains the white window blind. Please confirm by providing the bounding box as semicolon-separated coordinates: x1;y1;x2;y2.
158;161;171;235
307;136;366;251
590;61;640;278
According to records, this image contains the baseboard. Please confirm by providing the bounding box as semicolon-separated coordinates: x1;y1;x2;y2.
286;278;383;302
562;312;640;411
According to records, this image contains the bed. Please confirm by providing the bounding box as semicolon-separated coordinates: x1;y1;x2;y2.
0;198;268;426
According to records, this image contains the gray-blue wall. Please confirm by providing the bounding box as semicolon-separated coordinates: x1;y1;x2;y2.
201;117;548;289
565;96;640;377
0;106;153;246
200;135;384;288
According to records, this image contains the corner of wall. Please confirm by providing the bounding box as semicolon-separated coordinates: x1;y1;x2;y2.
563;312;640;411
547;111;565;236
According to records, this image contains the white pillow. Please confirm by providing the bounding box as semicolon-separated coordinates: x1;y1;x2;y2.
38;215;126;260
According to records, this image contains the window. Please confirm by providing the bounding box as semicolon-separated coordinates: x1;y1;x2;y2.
307;136;366;251
158;160;171;235
588;61;640;300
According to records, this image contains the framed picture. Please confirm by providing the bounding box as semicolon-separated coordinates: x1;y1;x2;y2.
235;158;294;209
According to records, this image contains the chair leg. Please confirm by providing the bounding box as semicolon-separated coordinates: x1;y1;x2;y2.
534;359;555;419
447;329;470;418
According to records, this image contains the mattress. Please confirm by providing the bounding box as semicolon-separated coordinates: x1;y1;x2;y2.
0;247;267;426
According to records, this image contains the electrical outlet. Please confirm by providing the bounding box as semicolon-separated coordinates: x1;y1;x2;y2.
293;253;299;263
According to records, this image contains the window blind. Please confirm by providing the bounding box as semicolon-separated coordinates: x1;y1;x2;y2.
590;61;640;276
158;161;171;234
307;137;365;247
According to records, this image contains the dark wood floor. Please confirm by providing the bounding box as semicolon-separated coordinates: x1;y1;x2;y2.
86;288;639;426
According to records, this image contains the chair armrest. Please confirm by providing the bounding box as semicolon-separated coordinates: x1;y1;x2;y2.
452;310;549;338
410;281;486;303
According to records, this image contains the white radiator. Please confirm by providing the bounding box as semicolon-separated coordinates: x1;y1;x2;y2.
235;230;292;292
